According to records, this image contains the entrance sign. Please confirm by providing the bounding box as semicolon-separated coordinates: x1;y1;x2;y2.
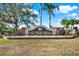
28;25;52;35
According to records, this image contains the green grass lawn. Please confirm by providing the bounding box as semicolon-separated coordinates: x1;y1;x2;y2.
0;38;79;56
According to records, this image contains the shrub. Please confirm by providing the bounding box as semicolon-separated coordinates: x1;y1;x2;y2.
76;31;79;35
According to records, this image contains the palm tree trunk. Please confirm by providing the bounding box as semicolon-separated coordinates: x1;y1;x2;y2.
40;3;42;25
49;13;51;28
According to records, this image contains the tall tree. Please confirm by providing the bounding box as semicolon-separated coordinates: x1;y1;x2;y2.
0;3;38;30
0;3;23;31
44;3;59;28
61;18;70;28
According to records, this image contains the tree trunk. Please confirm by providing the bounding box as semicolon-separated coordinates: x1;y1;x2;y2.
49;13;51;28
15;19;18;31
40;3;42;25
26;23;29;28
66;26;68;28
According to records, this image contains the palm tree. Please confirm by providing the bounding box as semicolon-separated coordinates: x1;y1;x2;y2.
44;3;59;28
61;18;71;35
61;18;70;28
70;18;77;29
21;8;38;28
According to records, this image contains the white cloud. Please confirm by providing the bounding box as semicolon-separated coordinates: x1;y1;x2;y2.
33;10;39;14
72;6;78;9
30;9;39;15
68;13;78;17
76;17;79;19
59;5;78;13
53;19;62;27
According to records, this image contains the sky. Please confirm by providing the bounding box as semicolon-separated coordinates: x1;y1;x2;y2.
31;3;79;28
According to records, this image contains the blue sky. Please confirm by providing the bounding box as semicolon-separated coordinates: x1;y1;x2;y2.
32;3;79;28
